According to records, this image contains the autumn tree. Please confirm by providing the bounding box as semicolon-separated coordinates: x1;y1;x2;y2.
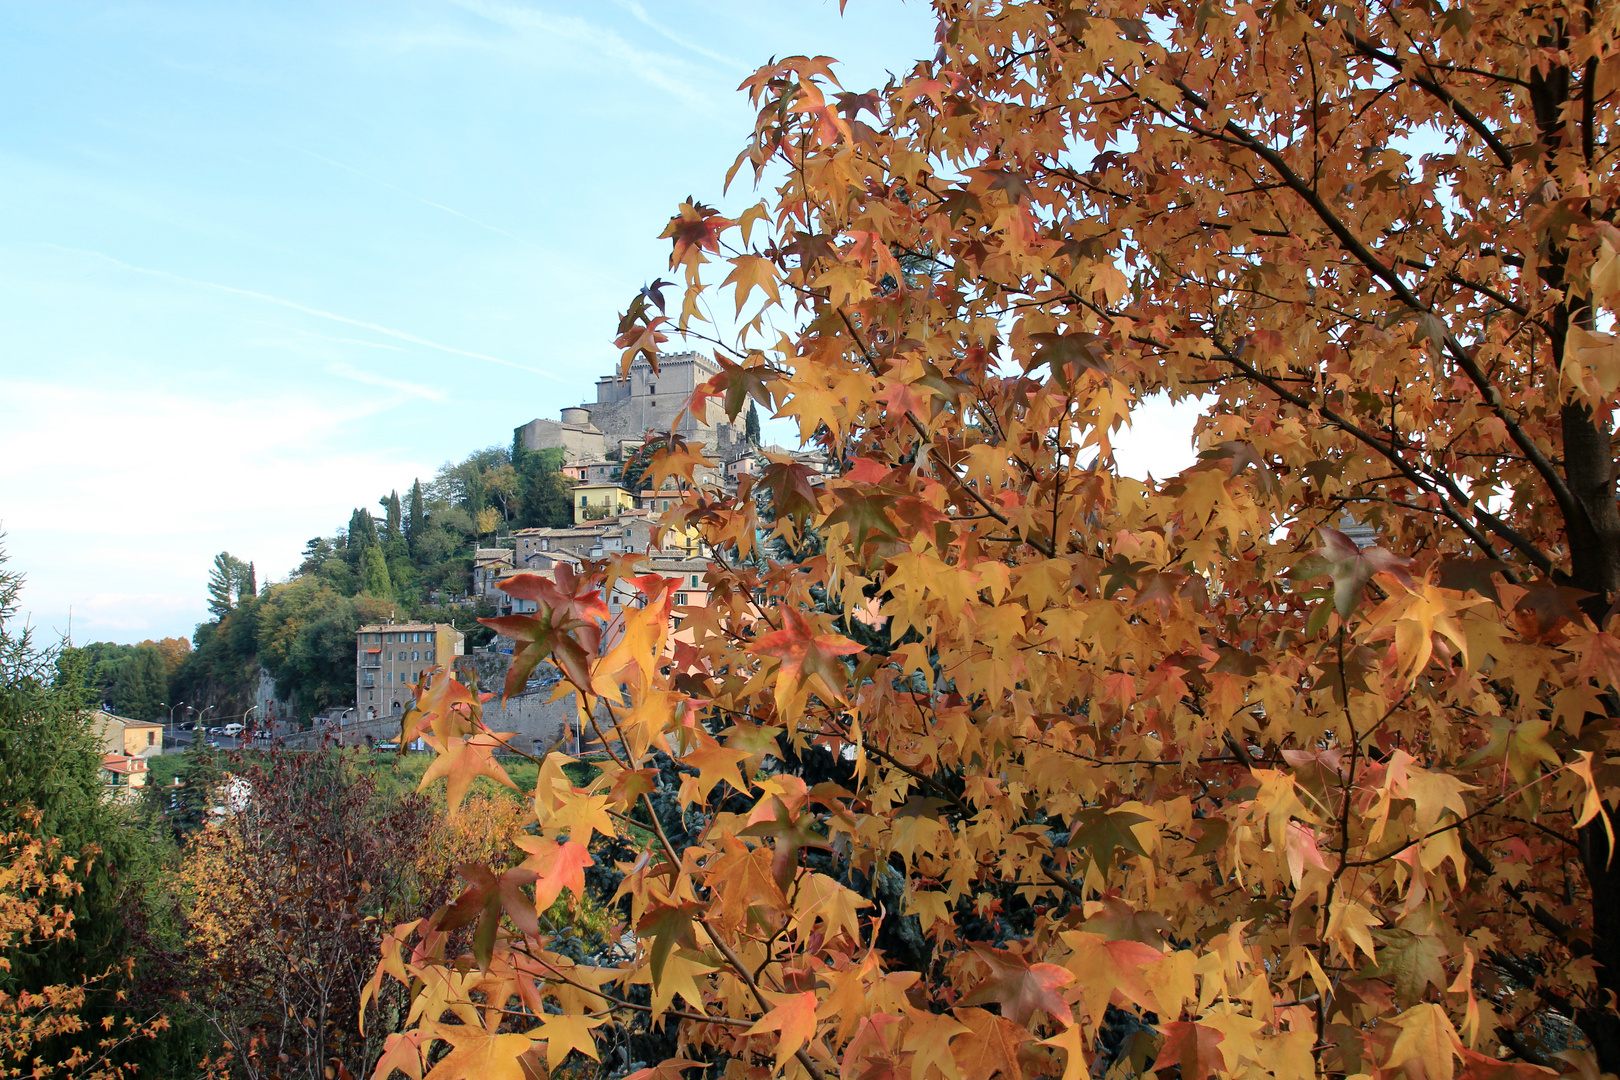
0;813;170;1080
380;3;1620;1078
177;748;434;1080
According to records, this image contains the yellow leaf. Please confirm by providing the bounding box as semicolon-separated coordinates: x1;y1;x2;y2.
422;1024;536;1080
1563;327;1620;397
1326;898;1383;963
742;991;818;1072
1040;1023;1091;1080
724;255;782;316
536;1013;603;1071
1386;1003;1462;1080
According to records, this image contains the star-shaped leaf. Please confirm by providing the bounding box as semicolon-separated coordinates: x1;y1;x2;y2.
959;944;1075;1025
751;606;862;708
1155;1021;1226;1080
421;1023;536;1080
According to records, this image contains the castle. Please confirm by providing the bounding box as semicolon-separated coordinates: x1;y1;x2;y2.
515;351;745;462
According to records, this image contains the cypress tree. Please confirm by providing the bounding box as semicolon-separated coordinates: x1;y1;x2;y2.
381;491;402;539
407;481;424;547
360;546;393;599
745;401;761;445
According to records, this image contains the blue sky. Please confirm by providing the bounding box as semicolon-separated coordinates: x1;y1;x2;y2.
0;0;947;643
0;0;1200;646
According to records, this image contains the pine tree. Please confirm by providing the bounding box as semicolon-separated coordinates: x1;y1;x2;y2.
1;545;172;1062
205;553;249;619
359;546;392;599
242;561;256;600
745;400;761;445
171;739;222;834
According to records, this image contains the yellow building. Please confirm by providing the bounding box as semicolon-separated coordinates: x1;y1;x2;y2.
573;483;636;524
90;709;164;758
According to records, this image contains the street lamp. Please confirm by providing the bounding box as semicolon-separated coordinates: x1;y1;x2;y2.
164;701;184;743
196;705;216;743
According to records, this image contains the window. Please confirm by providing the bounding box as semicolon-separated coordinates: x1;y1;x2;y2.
649;383;656;394
691;575;701;588
412;651;419;662
676;592;689;605
427;650;435;661
147;730;155;745
363;673;374;686
580;496;588;506
367;689;374;701
386;672;392;684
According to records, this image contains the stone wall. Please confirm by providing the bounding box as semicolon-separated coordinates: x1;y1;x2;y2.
516;418;606;462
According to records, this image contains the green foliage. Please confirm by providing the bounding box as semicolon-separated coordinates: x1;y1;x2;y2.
407;479;425;546
257;576;372;719
168;741;223;835
109;644;167;722
513;445;574;528
381;489;403;539
745;400;761;445
360;545;394;599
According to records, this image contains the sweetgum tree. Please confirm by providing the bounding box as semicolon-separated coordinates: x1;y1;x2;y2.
373;1;1620;1077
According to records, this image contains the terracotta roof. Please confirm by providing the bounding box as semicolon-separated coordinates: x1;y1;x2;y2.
102;753;146;774
356;622;458;633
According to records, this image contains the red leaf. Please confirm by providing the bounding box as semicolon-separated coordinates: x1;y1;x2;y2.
1155;1021;1225;1080
959;944;1075;1025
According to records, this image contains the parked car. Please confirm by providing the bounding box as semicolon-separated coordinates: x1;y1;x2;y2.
205;726;223;736
177;721;196;731
222;723;244;737
253;730;272;742
374;742;398;753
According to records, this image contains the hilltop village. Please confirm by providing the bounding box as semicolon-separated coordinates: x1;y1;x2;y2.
83;350;831;772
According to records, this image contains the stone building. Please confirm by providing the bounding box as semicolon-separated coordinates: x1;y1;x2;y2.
513;408;606;462
515;352;743;461
355;622;466;719
471;547;515;603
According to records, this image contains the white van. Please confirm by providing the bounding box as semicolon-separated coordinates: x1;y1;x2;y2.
222;723;244;737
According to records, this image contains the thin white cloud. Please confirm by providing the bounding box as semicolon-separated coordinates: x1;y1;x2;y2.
44;243;568;381
328;362;448;401
286;144;535;246
446;0;714;108
283;328;408;352
610;0;748;70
